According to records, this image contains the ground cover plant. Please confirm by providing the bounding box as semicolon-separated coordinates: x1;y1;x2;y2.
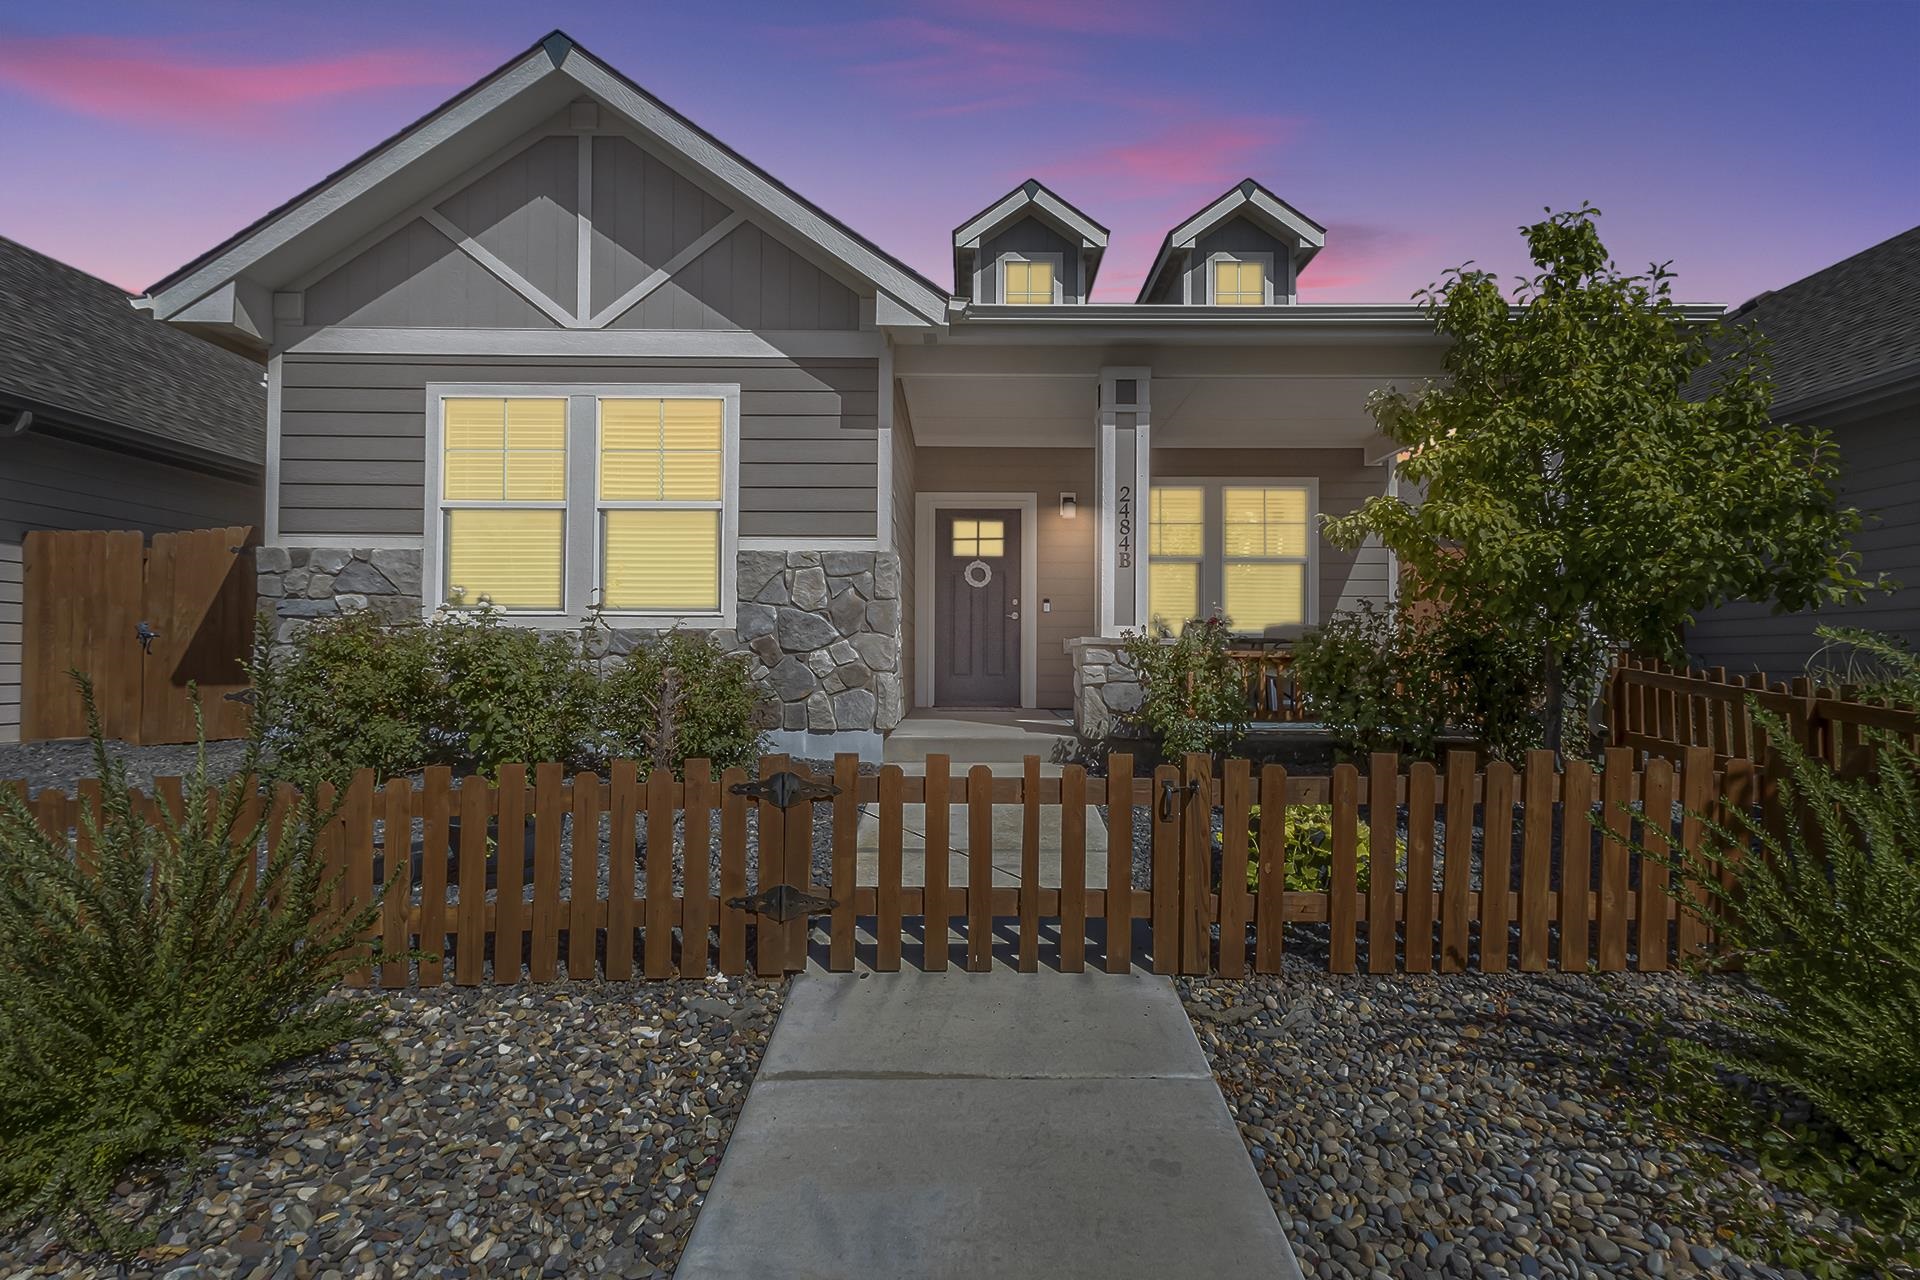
0;686;388;1253
1241;802;1404;892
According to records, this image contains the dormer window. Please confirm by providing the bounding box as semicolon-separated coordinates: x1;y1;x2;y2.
1002;254;1061;304
1208;253;1272;306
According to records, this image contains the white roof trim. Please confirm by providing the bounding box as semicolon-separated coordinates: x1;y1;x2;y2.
1171;184;1325;253
953;182;1108;250
144;37;949;327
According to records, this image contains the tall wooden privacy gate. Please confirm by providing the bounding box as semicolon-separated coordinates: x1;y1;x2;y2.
14;746;1747;983
21;526;255;744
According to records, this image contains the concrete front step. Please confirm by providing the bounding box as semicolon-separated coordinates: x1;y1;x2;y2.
884;709;1080;766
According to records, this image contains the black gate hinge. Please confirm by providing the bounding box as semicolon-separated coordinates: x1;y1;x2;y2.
728;770;840;809
726;883;838;924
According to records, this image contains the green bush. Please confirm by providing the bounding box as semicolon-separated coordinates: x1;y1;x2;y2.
1658;710;1920;1266
1120;615;1249;757
1292;600;1540;760
0;687;386;1251
252;609;766;783
598;631;765;775
1243;803;1405;892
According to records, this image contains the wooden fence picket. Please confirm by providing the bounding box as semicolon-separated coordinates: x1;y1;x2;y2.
1440;751;1474;973
605;761;638;982
1180;752;1211;975
1480;761;1515;973
830;754;859;973
1560;758;1594;972
1149;763;1180;976
379;777;411;989
456;776;488;986
496;764;529;985
923;754;951;973
1218;759;1251;979
1329;763;1359;974
418;769;450;986
1676;746;1714;961
570;772;601;981
530;763;563;983
1637;756;1675;972
1253;764;1286;975
753;754;787;978
1060;763;1088;975
718;766;749;976
1519;751;1554;972
968;764;994;973
1019;755;1042;973
1367;753;1398;975
1404;762;1437;974
1597;748;1633;973
876;765;904;973
1105;754;1134;975
644;768;675;979
684;760;715;979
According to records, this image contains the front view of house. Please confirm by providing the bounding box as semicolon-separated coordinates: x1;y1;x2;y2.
140;31;1440;759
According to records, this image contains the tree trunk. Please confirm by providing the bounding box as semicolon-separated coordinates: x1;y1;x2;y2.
1542;642;1565;757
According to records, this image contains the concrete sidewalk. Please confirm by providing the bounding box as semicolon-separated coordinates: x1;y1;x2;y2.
677;970;1303;1280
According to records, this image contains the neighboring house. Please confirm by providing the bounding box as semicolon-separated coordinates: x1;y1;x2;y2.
138;30;1574;757
1687;225;1920;672
0;236;264;744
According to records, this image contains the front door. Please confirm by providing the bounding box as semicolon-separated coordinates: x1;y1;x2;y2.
934;508;1021;707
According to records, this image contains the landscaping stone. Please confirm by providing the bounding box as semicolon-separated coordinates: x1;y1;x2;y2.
1180;963;1858;1280
0;981;784;1279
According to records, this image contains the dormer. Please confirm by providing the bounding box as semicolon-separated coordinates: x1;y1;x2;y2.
952;179;1108;304
1136;180;1326;305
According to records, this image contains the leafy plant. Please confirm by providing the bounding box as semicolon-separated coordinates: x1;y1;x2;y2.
1293;600;1541;760
1243;803;1404;892
1327;205;1875;752
1809;625;1920;711
1120;615;1249;757
598;631;766;776
430;607;599;772
0;684;387;1252
247;610;440;784
1650;709;1920;1265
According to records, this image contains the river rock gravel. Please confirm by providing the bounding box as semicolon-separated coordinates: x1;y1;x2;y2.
1;979;784;1278
1181;963;1871;1280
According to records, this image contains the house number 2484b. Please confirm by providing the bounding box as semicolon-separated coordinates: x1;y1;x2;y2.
1116;484;1133;569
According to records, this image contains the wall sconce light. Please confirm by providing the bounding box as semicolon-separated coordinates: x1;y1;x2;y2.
1060;492;1078;519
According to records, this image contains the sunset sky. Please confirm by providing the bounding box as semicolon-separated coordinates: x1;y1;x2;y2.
2;0;1914;307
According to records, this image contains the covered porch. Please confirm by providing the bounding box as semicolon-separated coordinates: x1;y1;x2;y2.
887;316;1441;737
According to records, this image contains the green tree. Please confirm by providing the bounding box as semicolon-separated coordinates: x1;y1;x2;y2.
1327;205;1874;752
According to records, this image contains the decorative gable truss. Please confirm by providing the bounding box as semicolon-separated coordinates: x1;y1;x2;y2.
293;115;861;333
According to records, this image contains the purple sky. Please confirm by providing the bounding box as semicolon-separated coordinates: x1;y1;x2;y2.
2;1;1915;307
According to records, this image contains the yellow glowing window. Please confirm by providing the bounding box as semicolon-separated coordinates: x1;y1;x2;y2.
1212;259;1266;306
1003;258;1055;304
1149;562;1200;631
602;510;720;612
444;509;564;610
443;398;566;501
1222;485;1310;632
599;397;726;613
952;518;1005;558
1148;487;1206;628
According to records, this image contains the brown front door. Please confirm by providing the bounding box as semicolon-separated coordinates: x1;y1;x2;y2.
934;508;1021;707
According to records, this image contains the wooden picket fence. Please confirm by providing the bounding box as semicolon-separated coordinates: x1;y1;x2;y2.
10;744;1750;983
1610;654;1920;775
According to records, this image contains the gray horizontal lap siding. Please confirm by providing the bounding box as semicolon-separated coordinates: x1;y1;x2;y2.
276;354;879;540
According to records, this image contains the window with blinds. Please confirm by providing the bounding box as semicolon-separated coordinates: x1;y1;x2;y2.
1211;258;1266;306
1148;486;1205;629
598;398;724;612
440;397;566;609
1003;258;1056;304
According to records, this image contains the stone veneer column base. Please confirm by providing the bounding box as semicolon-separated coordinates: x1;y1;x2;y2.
1067;636;1142;739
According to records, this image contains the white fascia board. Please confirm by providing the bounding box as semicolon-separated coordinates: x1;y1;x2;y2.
1173;187;1326;253
143;49;560;320
565;54;948;326
954;185;1108;252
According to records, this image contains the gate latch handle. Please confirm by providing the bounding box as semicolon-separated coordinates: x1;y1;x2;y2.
135;621;158;654
1159;778;1200;823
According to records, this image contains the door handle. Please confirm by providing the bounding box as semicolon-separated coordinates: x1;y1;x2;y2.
1007;611;1019;620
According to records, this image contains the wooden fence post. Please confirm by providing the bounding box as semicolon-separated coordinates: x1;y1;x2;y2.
1180;752;1211;975
1253;764;1287;975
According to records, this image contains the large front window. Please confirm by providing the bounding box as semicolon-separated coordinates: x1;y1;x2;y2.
1147;481;1314;633
434;387;736;622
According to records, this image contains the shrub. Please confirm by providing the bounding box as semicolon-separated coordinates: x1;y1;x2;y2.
1120;615;1249;757
598;631;766;775
430;609;599;772
1243;803;1405;892
0;687;386;1251
248;610;440;784
1657;710;1920;1264
1292;600;1540;760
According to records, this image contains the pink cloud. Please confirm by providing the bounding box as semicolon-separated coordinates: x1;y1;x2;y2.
1297;222;1428;298
930;0;1174;36
1051;118;1301;187
0;35;483;130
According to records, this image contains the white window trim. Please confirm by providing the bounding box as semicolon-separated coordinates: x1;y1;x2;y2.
424;381;740;630
1204;251;1276;306
997;250;1065;305
1147;476;1319;634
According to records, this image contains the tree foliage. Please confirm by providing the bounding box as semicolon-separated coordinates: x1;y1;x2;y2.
1326;205;1873;750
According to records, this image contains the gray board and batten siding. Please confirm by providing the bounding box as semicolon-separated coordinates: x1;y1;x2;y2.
276;356;880;542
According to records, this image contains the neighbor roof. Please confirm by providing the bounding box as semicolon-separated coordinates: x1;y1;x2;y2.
0;236;264;470
1707;223;1920;413
1137;179;1327;303
142;30;949;329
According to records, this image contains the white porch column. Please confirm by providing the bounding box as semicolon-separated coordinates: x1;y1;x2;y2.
1095;366;1151;635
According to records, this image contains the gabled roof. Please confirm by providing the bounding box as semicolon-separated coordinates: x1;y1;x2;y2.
1136;179;1327;303
952;179;1108;298
0;235;264;472
142;30;949;332
1702;223;1920;413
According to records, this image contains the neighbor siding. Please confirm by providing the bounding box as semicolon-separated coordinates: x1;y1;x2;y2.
1151;447;1391;623
0;433;260;742
276;354;879;541
916;446;1095;708
976;219;1082;304
1689;401;1920;671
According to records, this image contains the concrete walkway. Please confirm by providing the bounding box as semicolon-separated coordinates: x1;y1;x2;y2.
678;969;1303;1280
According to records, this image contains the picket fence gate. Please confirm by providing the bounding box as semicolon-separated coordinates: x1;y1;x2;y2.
12;746;1748;984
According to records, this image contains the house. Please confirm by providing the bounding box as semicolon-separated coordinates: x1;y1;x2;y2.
0;236;264;744
137;30;1451;760
1688;225;1920;672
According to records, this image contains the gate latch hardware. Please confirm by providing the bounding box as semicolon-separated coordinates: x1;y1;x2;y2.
726;883;838;924
1159;778;1201;823
728;770;841;809
135;621;158;654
